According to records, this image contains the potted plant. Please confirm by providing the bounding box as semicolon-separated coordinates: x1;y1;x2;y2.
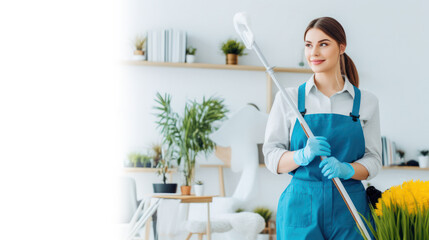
186;46;197;63
397;150;405;165
194;180;204;196
128;152;142;167
140;153;152;168
153;150;177;193
418;150;429;168
221;39;247;65
133;35;146;61
153;92;229;195
253;207;272;240
151;143;162;168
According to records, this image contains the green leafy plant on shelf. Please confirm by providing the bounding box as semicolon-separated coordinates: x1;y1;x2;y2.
128;152;141;167
140;153;152;167
153;92;229;187
186;46;197;55
127;152;152;168
221;39;247;56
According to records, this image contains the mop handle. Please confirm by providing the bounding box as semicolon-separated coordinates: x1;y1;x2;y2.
253;43;371;239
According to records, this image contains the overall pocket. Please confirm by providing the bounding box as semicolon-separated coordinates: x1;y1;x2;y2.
334;187;369;226
279;192;312;228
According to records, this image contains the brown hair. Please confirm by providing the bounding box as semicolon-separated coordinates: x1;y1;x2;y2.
304;17;359;87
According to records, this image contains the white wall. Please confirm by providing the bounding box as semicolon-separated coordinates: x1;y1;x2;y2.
121;0;429;224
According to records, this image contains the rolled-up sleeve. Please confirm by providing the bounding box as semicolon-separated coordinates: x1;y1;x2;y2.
263;91;291;175
355;97;382;180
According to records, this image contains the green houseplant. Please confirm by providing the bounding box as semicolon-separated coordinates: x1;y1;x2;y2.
140;153;152;168
128;152;142;167
186;46;197;63
153;150;177;193
221;39;247;65
153;92;229;195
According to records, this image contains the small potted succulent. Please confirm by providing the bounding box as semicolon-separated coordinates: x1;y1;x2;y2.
221;39;247;65
140;153;152;168
194;180;204;196
418;150;429;168
128;152;143;167
132;35;146;61
253;207;272;240
153;149;177;193
186;46;197;63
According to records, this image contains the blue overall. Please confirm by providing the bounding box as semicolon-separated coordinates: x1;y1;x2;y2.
276;83;373;240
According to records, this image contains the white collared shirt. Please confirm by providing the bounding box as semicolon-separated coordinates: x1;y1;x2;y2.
262;74;382;180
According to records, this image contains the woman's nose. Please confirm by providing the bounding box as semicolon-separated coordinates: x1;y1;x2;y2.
311;47;319;56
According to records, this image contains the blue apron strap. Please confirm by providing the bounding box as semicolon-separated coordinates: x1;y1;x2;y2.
350;85;361;122
298;83;307;117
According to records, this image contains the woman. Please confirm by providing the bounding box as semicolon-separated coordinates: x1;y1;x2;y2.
263;17;382;239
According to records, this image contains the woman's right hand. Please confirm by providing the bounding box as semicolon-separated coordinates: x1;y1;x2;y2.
293;136;331;166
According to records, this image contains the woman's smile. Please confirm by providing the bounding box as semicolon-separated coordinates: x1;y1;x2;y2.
311;60;325;65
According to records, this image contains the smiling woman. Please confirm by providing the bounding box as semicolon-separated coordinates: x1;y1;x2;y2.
263;16;382;240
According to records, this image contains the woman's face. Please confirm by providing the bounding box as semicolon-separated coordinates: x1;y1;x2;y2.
304;28;345;73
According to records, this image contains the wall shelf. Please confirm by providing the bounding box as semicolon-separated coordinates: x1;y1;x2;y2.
199;164;265;168
123;60;313;73
123;167;177;173
382;166;429;171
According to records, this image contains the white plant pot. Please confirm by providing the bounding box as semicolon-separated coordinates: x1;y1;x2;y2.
418;156;429;168
257;233;269;240
194;184;204;196
132;54;146;61
186;54;195;63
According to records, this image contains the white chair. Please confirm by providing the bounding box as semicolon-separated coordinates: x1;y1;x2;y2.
119;176;161;240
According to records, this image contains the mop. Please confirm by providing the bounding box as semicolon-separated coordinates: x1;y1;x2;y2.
233;12;371;239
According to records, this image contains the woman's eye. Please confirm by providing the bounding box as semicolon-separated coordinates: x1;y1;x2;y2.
305;44;311;47
321;43;328;47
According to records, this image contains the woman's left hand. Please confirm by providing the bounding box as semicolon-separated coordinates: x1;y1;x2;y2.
319;157;355;180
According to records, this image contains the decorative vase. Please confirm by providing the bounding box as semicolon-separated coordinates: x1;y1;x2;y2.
186;54;195;63
181;185;191;195
153;183;177;193
133;50;146;61
418;156;429;168
194;184;204;196
226;53;238;65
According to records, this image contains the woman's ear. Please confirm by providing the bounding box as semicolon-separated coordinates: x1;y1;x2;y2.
340;44;346;55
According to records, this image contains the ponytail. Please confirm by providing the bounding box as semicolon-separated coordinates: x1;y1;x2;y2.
341;53;359;88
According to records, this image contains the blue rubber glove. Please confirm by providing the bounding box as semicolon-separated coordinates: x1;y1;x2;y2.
293;136;331;166
319;157;355;180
